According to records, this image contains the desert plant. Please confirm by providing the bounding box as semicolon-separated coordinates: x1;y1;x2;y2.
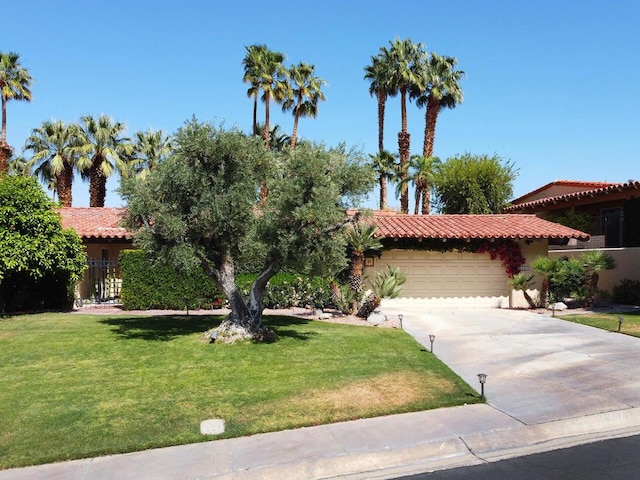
356;266;407;318
612;278;640;306
581;251;615;307
509;273;537;309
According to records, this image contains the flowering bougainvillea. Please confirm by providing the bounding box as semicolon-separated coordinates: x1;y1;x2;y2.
474;239;526;277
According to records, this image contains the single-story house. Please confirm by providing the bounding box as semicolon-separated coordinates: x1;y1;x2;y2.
363;210;588;308
59;207;588;308
503;179;640;293
59;207;131;304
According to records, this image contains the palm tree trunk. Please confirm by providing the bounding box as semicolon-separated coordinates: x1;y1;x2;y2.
421;186;430;214
424;98;441;158
290;111;300;150
262;91;271;144
398;88;410;214
57;162;74;207
0;98;9;173
1;96;7;145
377;89;386;153
414;186;422;215
379;175;387;210
252;95;258;136
89;155;106;207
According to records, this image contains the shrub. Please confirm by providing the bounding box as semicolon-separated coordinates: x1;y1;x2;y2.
612;278;640;306
120;250;224;310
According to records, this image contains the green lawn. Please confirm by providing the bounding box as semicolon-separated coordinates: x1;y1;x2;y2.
560;311;640;336
0;312;480;469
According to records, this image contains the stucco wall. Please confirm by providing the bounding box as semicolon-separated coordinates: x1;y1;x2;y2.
549;247;640;295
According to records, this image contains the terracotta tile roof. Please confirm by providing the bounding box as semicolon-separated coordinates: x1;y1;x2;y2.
510;180;622;205
59;207;132;240
504;180;640;213
369;212;589;241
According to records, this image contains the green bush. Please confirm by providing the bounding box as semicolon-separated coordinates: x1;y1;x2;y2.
120;250;224;310
0;176;86;313
612;278;640;306
238;273;332;309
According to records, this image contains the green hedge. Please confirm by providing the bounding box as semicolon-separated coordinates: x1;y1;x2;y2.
120;250;332;311
119;250;224;310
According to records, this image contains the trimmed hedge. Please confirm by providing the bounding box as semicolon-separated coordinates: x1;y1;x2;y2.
120;250;332;311
119;250;224;310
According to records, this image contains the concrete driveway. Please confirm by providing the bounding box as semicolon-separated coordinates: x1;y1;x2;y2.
381;302;640;426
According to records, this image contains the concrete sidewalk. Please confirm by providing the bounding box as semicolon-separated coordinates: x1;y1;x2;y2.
3;307;640;479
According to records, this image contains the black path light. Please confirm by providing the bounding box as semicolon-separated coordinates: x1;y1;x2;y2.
618;316;624;333
477;373;487;400
429;334;436;353
398;314;403;329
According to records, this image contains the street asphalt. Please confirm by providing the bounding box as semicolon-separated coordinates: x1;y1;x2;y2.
3;303;640;479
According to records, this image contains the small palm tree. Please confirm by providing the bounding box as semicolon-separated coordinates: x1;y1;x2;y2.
369;150;397;210
510;273;537;309
409;154;440;214
532;256;559;307
0;52;33;173
25;120;81;207
344;222;384;311
581;251;615;307
131;129;172;180
77;114;133;207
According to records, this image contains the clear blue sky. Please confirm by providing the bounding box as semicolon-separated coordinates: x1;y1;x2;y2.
3;0;639;209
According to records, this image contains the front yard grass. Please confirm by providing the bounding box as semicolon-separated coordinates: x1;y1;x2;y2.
560;311;640;336
0;312;480;469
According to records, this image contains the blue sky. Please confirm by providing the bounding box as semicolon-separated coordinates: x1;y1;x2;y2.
3;0;639;209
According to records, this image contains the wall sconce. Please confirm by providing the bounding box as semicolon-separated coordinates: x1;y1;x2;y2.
429;334;435;353
477;373;487;399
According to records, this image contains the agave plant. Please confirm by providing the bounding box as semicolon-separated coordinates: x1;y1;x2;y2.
356;266;407;318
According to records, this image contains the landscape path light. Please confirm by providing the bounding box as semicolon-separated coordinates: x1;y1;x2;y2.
429;334;435;353
477;373;487;400
398;314;403;329
618;316;624;333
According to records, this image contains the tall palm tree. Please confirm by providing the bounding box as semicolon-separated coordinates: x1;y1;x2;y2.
364;53;395;153
409;154;441;214
368;150;396;210
413;52;465;158
242;44;267;136
256;48;288;144
77;114;133;207
24;120;81;207
386;39;426;213
131;129;171;180
0;52;33;173
282;62;326;150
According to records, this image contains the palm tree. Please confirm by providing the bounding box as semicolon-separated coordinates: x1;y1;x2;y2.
510;273;537;309
242;44;267;136
282;62;326;150
256;123;290;152
344;222;383;312
0;52;33;173
256;48;288;144
131;129;171;180
364;53;394;153
368;150;396;210
581;251;615;307
77;114;133;207
413;52;465;159
532;256;559;307
7;154;30;176
409;154;441;214
24;120;82;207
386;39;426;213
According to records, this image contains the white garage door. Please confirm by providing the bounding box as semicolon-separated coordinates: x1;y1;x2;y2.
368;249;509;308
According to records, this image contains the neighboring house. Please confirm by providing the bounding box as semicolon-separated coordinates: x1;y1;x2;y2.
365;211;588;308
503;179;640;294
60;207;133;304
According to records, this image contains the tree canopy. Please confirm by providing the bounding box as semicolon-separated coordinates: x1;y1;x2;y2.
432;153;517;214
121;119;374;342
0;175;86;312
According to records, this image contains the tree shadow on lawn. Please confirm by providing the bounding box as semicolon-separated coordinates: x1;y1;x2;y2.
99;314;316;342
99;315;222;341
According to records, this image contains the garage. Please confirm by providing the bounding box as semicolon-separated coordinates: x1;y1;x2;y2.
363;212;590;309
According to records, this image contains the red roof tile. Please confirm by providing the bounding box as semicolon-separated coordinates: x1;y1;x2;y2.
59;207;132;240
370;213;589;241
510;180;622;205
504;180;640;212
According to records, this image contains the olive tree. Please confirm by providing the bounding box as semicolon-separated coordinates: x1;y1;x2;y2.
121;120;374;342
